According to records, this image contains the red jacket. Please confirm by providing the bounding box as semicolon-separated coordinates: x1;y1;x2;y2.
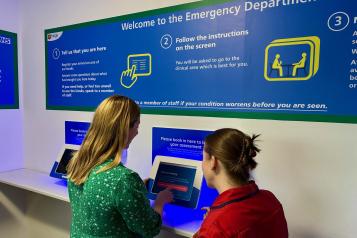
195;181;288;238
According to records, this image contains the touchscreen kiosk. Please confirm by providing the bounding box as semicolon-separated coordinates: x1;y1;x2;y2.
147;156;203;208
50;145;79;179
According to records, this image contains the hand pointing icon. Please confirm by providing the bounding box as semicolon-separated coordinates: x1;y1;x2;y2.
120;65;138;89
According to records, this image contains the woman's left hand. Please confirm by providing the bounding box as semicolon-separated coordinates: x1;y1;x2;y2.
201;206;210;219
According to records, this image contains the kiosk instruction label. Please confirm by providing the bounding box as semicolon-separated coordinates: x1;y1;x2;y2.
0;30;18;109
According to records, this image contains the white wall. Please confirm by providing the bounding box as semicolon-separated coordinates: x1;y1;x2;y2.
2;0;357;237
0;0;23;172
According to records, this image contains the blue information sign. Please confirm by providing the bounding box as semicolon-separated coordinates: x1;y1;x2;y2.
0;29;18;109
65;121;90;145
46;0;357;123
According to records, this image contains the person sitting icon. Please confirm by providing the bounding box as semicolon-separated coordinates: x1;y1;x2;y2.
292;52;307;76
272;54;283;77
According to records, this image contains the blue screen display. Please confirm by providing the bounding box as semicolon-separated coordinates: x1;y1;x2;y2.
152;162;196;201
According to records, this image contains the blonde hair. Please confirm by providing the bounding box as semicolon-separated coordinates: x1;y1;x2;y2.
67;95;140;185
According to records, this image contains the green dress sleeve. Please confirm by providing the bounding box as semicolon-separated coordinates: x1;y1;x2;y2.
115;172;162;238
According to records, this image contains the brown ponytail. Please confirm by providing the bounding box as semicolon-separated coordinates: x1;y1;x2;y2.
204;128;260;184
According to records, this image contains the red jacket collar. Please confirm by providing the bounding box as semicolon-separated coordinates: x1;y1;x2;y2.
211;181;259;209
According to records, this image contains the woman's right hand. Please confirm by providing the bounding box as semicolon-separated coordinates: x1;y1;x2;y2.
153;189;173;216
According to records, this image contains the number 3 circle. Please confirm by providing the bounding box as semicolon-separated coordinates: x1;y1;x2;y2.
327;12;350;32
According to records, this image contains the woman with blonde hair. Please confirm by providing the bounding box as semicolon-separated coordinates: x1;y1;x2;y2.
67;95;172;238
194;128;288;238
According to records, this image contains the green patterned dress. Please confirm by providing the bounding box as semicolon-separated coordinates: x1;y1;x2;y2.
68;160;161;238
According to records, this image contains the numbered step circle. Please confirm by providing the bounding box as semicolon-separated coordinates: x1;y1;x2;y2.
327;12;350;32
160;34;173;49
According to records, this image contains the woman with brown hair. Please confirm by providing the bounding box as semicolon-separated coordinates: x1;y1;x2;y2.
194;128;288;238
67;95;172;238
